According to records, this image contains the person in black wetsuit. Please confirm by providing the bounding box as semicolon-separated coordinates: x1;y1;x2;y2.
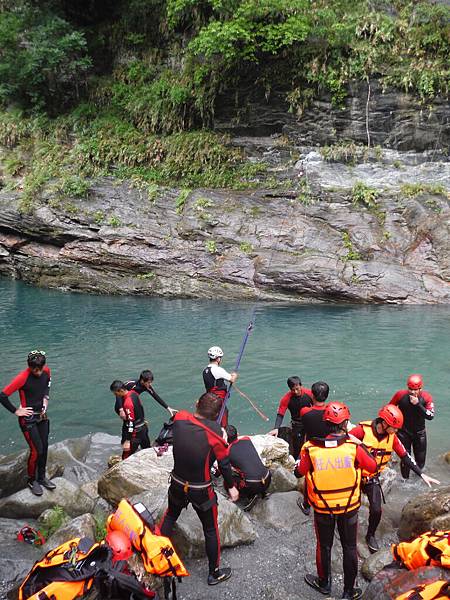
110;380;151;459
390;373;435;478
297;381;330;515
159;393;239;586
0;350;56;496
269;376;313;459
225;425;271;511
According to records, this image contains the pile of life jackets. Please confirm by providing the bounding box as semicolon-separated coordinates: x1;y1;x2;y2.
392;530;450;600
19;499;188;600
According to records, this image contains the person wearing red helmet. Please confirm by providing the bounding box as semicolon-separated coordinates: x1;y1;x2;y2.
390;374;434;478
349;405;440;553
295;402;377;600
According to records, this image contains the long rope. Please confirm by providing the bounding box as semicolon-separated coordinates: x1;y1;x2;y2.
234;385;269;422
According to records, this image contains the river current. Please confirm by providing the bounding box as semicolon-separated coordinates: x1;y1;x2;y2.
0;278;449;458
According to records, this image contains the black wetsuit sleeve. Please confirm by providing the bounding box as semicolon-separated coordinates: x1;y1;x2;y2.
218;456;234;488
0;392;16;414
148;387;170;410
402;452;423;476
274;413;283;429
416;402;434;421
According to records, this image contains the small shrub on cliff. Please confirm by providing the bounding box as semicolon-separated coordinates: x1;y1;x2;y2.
351;181;384;223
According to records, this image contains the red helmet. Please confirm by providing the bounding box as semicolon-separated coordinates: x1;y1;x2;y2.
324;402;350;424
407;374;423;390
378;404;403;429
105;530;133;562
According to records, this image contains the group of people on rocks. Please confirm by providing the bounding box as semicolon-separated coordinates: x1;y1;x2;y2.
0;347;441;600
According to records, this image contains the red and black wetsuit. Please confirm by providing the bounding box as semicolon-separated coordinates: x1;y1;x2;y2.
274;388;313;458
300;405;328;445
159;410;234;575
390;389;434;476
350;420;422;538
227;436;271;497
0;367;51;482
114;379;170;444
122;390;150;459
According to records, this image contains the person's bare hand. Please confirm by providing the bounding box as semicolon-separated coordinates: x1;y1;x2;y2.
228;486;239;502
421;474;440;488
119;408;126;420
268;429;278;437
15;406;33;417
122;440;131;451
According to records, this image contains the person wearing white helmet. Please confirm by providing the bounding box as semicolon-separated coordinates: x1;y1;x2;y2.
203;346;238;427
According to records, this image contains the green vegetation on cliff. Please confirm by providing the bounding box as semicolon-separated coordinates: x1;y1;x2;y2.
0;0;448;204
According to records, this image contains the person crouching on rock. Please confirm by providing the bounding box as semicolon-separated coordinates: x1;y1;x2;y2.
159;392;239;586
0;350;56;496
202;346;237;427
295;402;377;600
110;380;150;460
224;424;271;511
348;404;440;554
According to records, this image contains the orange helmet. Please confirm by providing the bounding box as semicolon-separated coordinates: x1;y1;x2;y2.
407;374;423;390
324;402;350;424
105;530;133;562
378;404;403;429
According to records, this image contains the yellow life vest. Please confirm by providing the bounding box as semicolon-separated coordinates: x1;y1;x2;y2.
396;580;450;600
359;420;394;478
107;498;188;578
392;530;450;570
304;439;362;515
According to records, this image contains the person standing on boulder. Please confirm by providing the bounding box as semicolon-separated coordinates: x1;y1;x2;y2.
269;376;313;459
389;374;434;478
0;350;56;496
349;404;440;554
295;402;377;600
110;380;151;459
202;346;237;427
159;393;239;586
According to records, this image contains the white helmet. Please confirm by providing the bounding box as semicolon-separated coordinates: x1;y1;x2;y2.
208;346;224;360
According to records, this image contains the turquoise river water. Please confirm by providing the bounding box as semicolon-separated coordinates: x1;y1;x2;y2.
0;278;449;457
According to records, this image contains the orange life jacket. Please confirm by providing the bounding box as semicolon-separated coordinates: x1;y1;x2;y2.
107;498;188;578
396;580;450;600
392;530;450;570
19;537;100;600
359;420;394;478
304;438;362;514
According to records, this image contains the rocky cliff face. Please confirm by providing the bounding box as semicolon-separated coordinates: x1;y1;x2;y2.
0;143;449;304
0;82;449;303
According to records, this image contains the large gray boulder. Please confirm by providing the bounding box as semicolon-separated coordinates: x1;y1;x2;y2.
0;433;119;498
268;465;298;493
169;492;256;558
398;485;450;540
251;435;295;470
250;491;305;532
43;513;96;552
0;477;95;518
97;448;173;506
